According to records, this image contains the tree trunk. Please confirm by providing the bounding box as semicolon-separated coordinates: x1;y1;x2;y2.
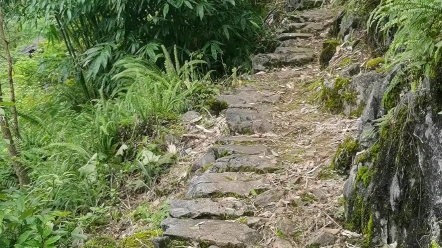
0;6;30;186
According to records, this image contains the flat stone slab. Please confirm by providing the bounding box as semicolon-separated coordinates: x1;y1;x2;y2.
274;46;313;54
192;145;270;172
252;53;315;71
254;189;286;207
186;172;270;198
169;198;248;218
162;218;260;247
287;22;327;33
218;90;280;108
215;145;270;156
287;0;323;11
209;154;280;173
225;108;273;134
277;33;313;41
216;136;268;145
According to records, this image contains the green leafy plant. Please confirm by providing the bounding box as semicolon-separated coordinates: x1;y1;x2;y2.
0;189;78;248
369;0;442;78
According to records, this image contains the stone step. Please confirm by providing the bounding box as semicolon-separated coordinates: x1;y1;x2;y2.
274;46;314;54
186;172;270;198
216;136;268;145
277;33;313;41
225;108;273;134
286;0;324;12
215;144;270;156
252;52;315;72
217;89;280;108
161;218;260;247
169;198;250;219
289;8;336;23
287;22;327;33
192;145;271;172
208;154;280;173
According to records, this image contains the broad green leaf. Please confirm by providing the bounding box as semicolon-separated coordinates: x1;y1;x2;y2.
52;211;71;217
78;153;98;182
116;143;128;156
0;102;15;107
45;235;61;245
223;25;230;40
3;214;19;223
163;3;169;18
184;0;193;9
0;193;7;200
67;9;72;20
157;152;176;165
19;207;35;220
139;149;160;165
196;4;204;20
17;230;33;244
211;43;218;60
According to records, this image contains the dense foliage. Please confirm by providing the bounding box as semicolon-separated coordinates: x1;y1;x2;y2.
369;0;442;78
0;0;267;247
12;0;266;99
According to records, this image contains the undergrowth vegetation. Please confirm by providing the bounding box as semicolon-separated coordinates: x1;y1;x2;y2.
369;0;442;82
0;0;271;247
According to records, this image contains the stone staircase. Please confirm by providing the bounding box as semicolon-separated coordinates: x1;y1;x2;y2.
253;7;336;72
157;2;346;248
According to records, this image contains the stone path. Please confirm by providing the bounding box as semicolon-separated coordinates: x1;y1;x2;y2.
159;2;357;248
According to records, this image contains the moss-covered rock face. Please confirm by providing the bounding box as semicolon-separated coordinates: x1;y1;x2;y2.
315;73;374;117
331;136;360;175
344;100;442;247
317;76;358;114
320;39;340;69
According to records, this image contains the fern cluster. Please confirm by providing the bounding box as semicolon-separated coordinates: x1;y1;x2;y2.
369;0;442;78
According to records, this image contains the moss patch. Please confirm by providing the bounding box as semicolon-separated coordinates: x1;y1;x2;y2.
208;98;228;115
350;100;365;117
354;166;376;187
363;213;374;247
339;57;353;68
84;236;118;248
366;57;385;70
118;230;163;248
320;39;340;69
316;76;359;114
331;136;360;175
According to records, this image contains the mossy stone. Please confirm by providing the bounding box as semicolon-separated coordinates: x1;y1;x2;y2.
331;136;360;175
208;98;228;115
316;76;359;114
320;39;340;69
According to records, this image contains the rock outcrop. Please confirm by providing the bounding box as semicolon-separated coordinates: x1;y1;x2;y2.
343;69;442;247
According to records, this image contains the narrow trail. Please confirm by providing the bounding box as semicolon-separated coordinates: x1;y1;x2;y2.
160;3;358;247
